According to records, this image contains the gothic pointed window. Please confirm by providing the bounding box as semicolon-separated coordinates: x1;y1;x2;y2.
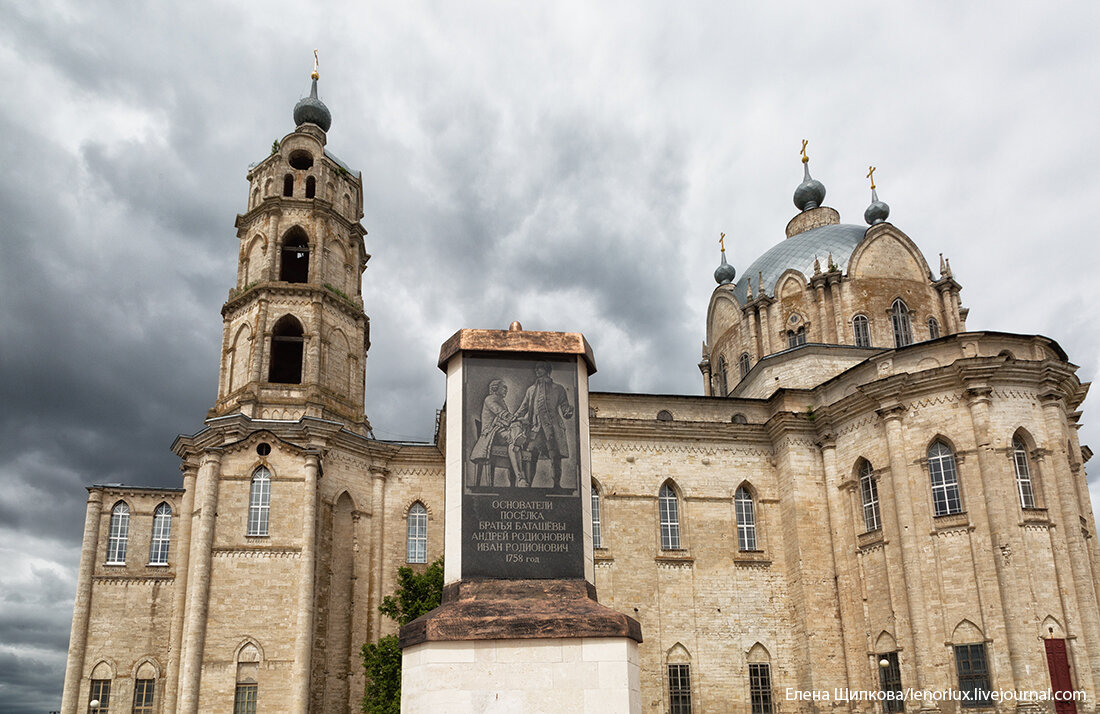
954;643;992;707
668;663;692;714
149;502;172;565
787;326;806;348
878;652;903;712
738;352;751;379
735;486;758;551
659;483;682;550
248;467;271;537
928;441;962;516
268;315;304;384
891;299;913;348
859;461;881;532
591;485;603;549
749;663;773;714
1013;436;1036;509
853;314;871;347
279;227;310;283
406;502;427;563
89;678;111;713
106;501;130;564
132;677;155;714
928;316;941;340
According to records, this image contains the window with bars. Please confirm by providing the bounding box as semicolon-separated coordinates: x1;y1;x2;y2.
668;663;692;714
149;502;172;564
878;652;904;712
106;502;130;564
859;461;881;532
88;679;111;714
248;467;271;536
735;486;758;551
234;683;258;714
591;486;603;549
132;678;155;714
659;484;682;550
954;644;992;707
853;314;871;347
891;299;913;348
1013;436;1037;509
928;441;962;516
749;663;773;714
928;316;941;340
406;502;427;563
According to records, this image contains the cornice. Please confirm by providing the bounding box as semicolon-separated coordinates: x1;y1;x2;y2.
235;197;366;238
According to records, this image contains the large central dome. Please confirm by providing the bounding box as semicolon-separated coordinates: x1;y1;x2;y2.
732;223;867;303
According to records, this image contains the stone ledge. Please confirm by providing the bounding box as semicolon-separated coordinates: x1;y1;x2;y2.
399;579;641;648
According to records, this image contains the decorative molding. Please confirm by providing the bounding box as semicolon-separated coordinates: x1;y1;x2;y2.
92;575;175;585
212;547;302;558
655;555;695;569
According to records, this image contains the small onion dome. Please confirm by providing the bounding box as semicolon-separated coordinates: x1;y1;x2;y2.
714;251;736;285
294;77;332;132
864;187;890;225
793;160;826;211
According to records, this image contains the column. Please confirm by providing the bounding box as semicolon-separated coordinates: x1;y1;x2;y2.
162;465;198;714
814;283;830;342
830;277;846;344
819;439;863;690
293;454;321;713
757;304;772;355
251;299;270;384
60;489;104;714
368;465;388;640
746;308;761;361
938;288;957;334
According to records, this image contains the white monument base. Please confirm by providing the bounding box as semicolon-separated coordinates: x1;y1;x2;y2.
401;637;641;714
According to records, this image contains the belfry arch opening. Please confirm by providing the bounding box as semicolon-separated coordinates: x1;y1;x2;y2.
268;315;304;384
280;228;310;283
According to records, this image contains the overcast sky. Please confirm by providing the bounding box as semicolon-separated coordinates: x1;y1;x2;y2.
2;2;1099;711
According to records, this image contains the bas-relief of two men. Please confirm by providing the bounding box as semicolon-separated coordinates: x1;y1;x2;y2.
469;360;576;491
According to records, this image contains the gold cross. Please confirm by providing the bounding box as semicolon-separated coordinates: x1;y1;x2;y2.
719;232;726;253
312;50;320;80
800;139;809;163
867;166;876;190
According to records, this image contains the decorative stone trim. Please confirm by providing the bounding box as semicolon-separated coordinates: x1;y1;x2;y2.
931;512;970;533
733;550;771;566
857;530;885;549
212;547;302;558
655;553;695;568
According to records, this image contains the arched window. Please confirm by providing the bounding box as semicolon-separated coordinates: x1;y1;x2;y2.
659;483;681;550
738;352;751;379
89;675;112;714
657;409;674;422
928;316;941;340
1013;436;1036;509
235;643;261;713
406;502;427;563
859;461;881;532
282;174;293;197
928;441;962;516
149;502;172;565
668;662;692;714
248;467;271;536
106;501;130;564
132;660;156;714
878;651;903;712
891;299;913;348
734;486;758;551
787;325;807;348
591;485;603;549
305;176;316;199
279;227;310;283
268;315;304;384
853;314;871;347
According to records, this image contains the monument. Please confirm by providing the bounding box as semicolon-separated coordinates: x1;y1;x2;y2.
399;323;643;713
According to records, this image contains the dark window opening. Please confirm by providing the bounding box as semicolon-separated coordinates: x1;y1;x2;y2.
732;413;748;424
257;442;271;456
749;663;773;714
878;652;904;712
288;150;314;170
305;176;316;198
657;409;673;422
132;679;155;714
269;315;304;384
89;679;111;714
283;174;293;197
279;228;309;283
955;643;992;707
787;326;807;348
668;663;692;714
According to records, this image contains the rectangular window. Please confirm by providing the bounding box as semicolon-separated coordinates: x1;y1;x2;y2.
591;488;603;549
878;652;904;712
89;679;111;714
234;683;258;714
954;644;992;707
668;663;692;714
749;663;773;714
132;678;155;714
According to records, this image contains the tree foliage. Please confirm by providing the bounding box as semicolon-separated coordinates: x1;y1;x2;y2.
361;558;443;713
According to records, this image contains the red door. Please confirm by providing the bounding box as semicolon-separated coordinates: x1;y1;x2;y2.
1045;638;1078;714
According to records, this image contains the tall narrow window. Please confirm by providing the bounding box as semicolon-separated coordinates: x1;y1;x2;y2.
738;352;751;379
927;316;941;340
749;663;773;714
1013;436;1036;509
106;502;130;564
668;663;692;714
268;315;305;384
954;644;992;707
305;176;316;199
787;326;806;348
406;502;427;563
248;467;271;536
891;299;913;348
89;679;111;714
735;486;758;551
591;486;603;549
659;484;682;550
235;643;260;714
928;441;962;516
878;652;903;712
132;678;155;714
282;174;293;197
279;227;310;283
859;461;881;532
149;502;172;564
234;684;258;714
853;314;871;347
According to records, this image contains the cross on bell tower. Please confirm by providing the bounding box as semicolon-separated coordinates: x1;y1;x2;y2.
211;62;371;433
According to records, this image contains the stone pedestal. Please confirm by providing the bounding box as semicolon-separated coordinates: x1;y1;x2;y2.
400;326;642;713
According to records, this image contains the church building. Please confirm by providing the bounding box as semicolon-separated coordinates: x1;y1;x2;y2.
61;72;1098;714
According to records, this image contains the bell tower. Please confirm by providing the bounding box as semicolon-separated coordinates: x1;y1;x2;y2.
211;63;370;433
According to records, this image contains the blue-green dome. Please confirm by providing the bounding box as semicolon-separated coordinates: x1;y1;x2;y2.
732;223;868;302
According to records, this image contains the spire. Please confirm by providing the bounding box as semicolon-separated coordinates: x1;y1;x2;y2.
939;253;947;276
813;255;821;276
863;165;890;225
793;139;826;211
758;270;765;297
294;50;332;132
713;232;736;285
746;277;753;300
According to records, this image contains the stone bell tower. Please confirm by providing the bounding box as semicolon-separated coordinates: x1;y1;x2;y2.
211;62;370;433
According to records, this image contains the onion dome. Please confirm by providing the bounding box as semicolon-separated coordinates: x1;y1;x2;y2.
294;70;332;132
793;142;826;211
863;167;889;225
714;251;736;285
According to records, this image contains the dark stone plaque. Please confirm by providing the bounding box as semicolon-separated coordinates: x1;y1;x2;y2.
461;355;583;579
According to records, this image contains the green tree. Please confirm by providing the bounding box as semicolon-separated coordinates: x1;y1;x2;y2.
361;558;443;714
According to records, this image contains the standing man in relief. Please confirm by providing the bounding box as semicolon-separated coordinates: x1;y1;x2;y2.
513;360;575;489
